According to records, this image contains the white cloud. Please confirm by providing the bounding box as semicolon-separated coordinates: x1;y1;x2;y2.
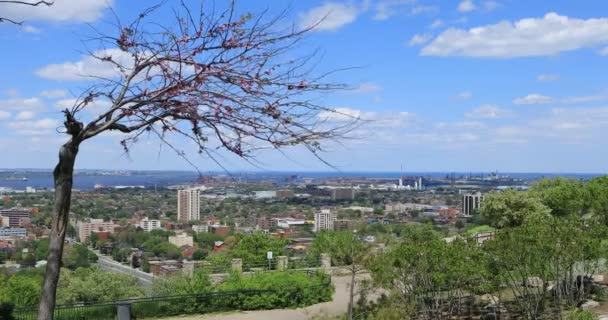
513;93;553;105
599;47;608;56
538;107;608;133
436;121;486;130
40;89;67;99
465;104;510;119
483;1;500;11
458;0;476;13
36;48;134;81
456;91;473;99
430;19;444;29
408;33;432;46
0;111;10;120
422;13;608;58
15;111;36;120
8;118;61;136
410;5;439;16
537;74;560;82
299;2;360;31
373;0;414;20
4;89;19;97
55;98;112;114
22;25;41;33
0;97;45;111
1;0;110;23
561;94;607;104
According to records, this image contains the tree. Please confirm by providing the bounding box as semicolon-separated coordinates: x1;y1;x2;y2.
56;267;143;304
370;226;490;320
311;231;369;320
586;176;608;224
529;177;587;217
229;233;287;267
479;189;550;228
0;271;43;306
89;232;99;248
38;2;356;318
0;0;52;25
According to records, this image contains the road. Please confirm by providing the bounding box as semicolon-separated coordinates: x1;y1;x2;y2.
94;252;155;286
161;274;376;320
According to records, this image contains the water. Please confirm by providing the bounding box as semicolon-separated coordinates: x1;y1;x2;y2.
0;172;199;190
0;170;604;191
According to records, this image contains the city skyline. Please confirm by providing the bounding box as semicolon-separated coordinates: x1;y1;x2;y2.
1;0;608;173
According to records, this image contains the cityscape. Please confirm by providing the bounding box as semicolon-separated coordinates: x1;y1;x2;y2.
2;1;608;320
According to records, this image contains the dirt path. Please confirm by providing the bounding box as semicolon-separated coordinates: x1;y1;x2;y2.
162;274;366;320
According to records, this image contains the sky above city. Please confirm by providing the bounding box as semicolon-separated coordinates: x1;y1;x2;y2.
1;0;607;173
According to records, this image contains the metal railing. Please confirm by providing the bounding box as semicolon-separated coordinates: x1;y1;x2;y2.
11;271;331;320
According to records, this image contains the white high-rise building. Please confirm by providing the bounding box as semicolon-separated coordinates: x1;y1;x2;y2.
177;188;201;222
314;209;336;232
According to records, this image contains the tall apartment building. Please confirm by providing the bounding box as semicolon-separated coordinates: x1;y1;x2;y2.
77;219;118;242
177;188;201;222
0;208;32;227
137;217;162;232
314;209;336;232
462;192;484;216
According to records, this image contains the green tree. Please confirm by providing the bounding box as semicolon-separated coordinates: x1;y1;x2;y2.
586;176;608;224
56;267;143;304
311;231;369;320
0;271;43;306
370;227;490;319
62;244;97;270
480;189;550;228
35;239;50;261
229;233;287;267
530;177;586;217
89;232;99;248
152;269;212;296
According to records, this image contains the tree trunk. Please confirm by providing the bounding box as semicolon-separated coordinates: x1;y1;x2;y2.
348;267;356;320
37;142;79;320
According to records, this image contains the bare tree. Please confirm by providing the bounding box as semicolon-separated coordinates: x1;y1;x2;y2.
37;1;357;319
0;1;52;24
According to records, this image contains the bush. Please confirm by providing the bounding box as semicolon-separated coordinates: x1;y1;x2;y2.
216;271;333;310
564;309;596;320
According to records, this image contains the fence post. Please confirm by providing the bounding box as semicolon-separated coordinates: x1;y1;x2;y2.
182;261;195;276
277;256;288;271
116;302;132;320
320;253;331;272
231;258;242;273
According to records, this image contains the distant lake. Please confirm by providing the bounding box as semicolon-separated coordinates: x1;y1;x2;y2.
0;173;199;191
0;170;603;191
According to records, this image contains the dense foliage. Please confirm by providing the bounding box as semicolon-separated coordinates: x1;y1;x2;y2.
357;178;608;319
0;267;143;307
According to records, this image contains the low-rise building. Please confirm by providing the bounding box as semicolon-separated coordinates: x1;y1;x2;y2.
192;224;209;233
275;218;306;229
169;233;194;247
0;228;27;238
149;260;180;277
210;225;231;237
136;217;162;232
0;208;32;228
77;219;118;243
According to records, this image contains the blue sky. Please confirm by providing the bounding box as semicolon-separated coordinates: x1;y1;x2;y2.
1;0;608;173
